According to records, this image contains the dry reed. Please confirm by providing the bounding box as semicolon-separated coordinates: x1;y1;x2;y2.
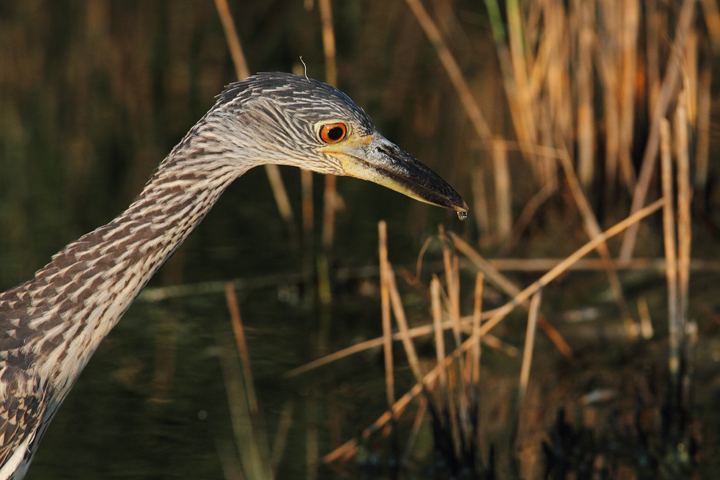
213;0;250;80
318;0;338;324
683;321;698;411
440;230;473;454
323;198;664;467
225;283;258;414
440;226;463;353
379;221;396;407
317;0;337;87
471;167;491;239
510;290;542;473
620;0;696;261
403;0;493;146
431;275;447;393
283;310;515;378
637;296;654;340
574;0;595;188
301;168;314;291
660;118;680;379
470;273;484;385
401;396;428;467
386;262;423;383
483;258;720;272
675;92;692;346
213;0;297;250
493;139;512;241
499;179;556;255
619;0;639;190
517;291;542;412
451;233;574;358
695;64;712;190
555;138;636;337
474;199;664;340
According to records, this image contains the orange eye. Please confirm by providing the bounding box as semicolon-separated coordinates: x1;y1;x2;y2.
320;123;347;143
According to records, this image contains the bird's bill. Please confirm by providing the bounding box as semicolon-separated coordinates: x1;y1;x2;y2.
323;133;468;214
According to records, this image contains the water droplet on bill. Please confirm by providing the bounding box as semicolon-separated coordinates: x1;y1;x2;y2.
457;211;468;220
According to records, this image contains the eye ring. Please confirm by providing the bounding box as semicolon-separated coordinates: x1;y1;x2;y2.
319;123;347;144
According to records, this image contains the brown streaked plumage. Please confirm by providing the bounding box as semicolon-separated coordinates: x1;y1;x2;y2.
0;72;467;479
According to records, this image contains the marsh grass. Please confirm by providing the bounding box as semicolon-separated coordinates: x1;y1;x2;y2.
168;0;711;474
317;202;666;477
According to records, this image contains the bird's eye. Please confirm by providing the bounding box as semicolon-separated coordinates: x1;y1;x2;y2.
320;123;347;143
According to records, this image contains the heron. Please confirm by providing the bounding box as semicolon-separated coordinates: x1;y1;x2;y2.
0;72;466;479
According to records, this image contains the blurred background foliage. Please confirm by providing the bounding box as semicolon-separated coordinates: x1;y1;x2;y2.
1;0;720;479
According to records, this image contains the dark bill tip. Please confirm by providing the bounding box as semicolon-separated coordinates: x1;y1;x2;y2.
374;142;468;215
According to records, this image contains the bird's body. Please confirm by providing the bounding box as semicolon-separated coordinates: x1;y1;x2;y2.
0;72;466;479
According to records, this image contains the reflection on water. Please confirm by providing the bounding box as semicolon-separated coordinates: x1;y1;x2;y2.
30;261;422;479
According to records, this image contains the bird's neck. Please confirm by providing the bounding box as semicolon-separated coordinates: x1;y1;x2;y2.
18;146;245;390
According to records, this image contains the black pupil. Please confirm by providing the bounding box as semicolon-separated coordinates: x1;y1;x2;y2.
327;126;343;141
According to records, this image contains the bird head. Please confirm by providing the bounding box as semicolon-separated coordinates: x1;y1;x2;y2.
213;72;468;216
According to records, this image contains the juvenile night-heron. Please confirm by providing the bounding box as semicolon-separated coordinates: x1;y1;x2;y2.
0;72;466;479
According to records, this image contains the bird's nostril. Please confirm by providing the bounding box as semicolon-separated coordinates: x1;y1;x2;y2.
377;146;402;165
